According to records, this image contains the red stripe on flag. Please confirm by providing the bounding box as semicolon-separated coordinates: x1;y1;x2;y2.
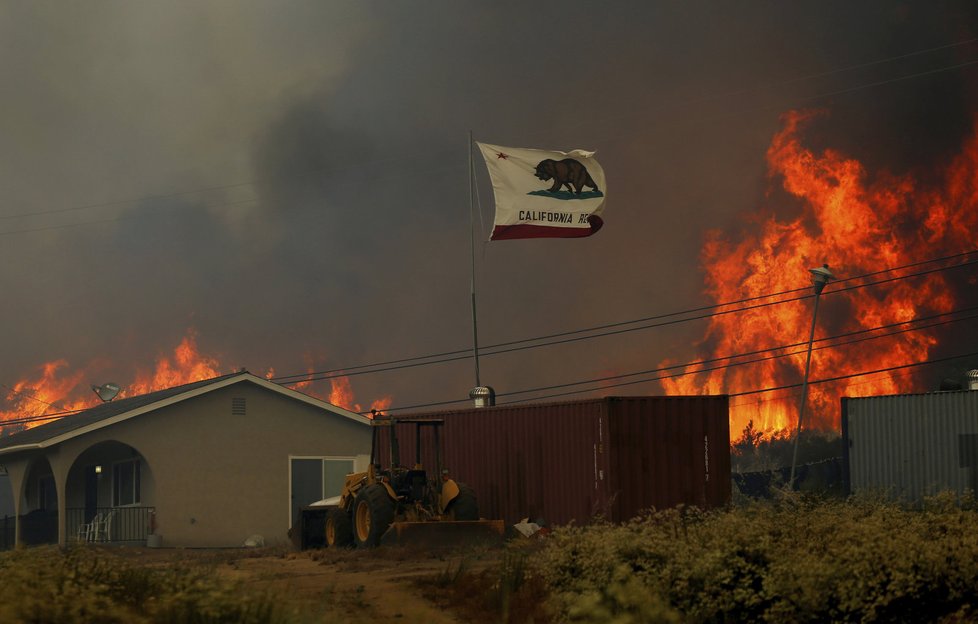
490;216;604;241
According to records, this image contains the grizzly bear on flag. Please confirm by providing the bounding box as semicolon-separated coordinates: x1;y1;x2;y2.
534;158;600;194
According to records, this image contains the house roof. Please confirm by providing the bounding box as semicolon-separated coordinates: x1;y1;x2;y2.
0;371;369;456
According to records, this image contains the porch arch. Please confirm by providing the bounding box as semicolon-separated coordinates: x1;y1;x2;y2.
19;456;58;546
65;440;156;544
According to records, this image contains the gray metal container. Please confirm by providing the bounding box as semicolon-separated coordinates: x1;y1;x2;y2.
842;391;978;502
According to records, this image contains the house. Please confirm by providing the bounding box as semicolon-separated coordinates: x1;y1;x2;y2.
0;371;372;548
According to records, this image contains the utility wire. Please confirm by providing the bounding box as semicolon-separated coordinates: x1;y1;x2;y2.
3;251;976;424
494;307;978;399
430;312;978;409
493;350;978;408
5;315;976;425
273;250;978;384
359;310;978;414
0;408;85;427
728;351;978;398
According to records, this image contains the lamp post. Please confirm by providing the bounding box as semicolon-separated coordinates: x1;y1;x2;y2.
788;264;833;489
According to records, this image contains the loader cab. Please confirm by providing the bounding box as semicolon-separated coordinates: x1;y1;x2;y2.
397;469;428;504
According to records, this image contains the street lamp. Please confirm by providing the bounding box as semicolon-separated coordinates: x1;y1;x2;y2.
788;264;833;488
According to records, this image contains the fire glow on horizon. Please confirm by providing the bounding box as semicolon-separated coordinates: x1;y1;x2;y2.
661;109;978;437
0;329;393;434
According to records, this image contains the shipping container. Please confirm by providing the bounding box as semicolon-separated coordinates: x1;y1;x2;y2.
375;396;730;527
842;390;978;502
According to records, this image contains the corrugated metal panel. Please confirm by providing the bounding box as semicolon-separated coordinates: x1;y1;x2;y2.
608;396;730;517
382;395;730;526
844;391;978;502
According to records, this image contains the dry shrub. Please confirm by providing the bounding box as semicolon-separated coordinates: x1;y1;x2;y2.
417;543;554;624
536;496;978;623
0;546;296;623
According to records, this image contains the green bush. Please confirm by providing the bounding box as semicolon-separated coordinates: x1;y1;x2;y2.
536;497;978;623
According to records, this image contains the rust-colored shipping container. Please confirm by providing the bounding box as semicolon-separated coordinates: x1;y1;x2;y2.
375;396;730;527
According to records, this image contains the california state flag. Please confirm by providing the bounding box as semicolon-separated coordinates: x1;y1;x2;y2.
476;142;606;240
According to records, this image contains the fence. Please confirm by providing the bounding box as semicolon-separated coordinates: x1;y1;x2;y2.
0;515;14;551
65;507;156;544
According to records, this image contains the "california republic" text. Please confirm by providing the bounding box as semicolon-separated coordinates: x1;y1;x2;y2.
518;211;590;224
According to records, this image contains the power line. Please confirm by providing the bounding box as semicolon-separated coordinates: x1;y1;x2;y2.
728;351;978;398
361;308;978;415
0;408;84;427
0;382;66;411
494;307;978;399
5;316;976;426
728;366;925;412
464;311;978;406
2;251;975;424
493;350;978;408
273;250;978;384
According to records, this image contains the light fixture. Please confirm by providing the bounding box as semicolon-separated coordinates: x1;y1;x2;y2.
94;465;102;474
809;264;834;294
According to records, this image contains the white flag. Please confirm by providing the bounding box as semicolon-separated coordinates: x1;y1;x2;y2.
476;142;606;240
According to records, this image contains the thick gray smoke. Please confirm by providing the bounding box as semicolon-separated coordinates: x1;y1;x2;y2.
1;1;976;414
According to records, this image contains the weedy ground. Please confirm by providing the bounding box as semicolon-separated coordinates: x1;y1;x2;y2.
5;493;978;623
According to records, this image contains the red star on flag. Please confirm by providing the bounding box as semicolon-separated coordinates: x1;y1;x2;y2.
496;152;508;159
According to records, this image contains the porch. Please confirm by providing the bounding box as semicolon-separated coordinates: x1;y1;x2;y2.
66;506;156;544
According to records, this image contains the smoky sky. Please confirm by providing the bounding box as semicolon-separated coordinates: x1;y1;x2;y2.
2;1;977;414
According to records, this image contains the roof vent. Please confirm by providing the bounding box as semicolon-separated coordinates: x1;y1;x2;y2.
969;370;978;391
469;386;496;408
232;397;246;416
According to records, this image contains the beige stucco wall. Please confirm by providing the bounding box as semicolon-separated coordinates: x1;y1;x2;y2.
8;380;372;547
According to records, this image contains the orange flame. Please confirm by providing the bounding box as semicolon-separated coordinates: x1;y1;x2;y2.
662;110;978;436
0;329;395;434
125;330;222;397
328;376;356;411
0;361;96;431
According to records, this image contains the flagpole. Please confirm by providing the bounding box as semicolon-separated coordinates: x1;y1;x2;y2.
468;131;482;388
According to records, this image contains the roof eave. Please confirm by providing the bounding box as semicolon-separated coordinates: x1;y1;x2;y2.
0;372;370;455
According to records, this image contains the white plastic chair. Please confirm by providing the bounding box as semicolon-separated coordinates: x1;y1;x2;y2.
76;512;102;542
92;509;117;543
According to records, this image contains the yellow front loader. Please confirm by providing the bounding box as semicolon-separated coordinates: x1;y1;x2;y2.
323;417;503;548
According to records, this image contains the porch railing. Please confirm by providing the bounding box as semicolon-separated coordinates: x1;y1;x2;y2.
0;515;15;551
65;507;156;544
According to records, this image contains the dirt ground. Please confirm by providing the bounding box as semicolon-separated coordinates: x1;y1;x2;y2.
99;542;507;623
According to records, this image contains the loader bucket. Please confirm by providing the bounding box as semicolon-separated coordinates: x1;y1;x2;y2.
380;519;505;548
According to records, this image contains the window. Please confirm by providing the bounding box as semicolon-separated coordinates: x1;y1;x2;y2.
113;460;141;506
289;457;355;528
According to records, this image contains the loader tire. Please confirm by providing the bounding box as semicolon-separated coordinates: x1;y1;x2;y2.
353;484;395;548
445;483;479;521
325;507;353;548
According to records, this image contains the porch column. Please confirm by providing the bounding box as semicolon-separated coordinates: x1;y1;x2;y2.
4;460;29;548
48;450;69;548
